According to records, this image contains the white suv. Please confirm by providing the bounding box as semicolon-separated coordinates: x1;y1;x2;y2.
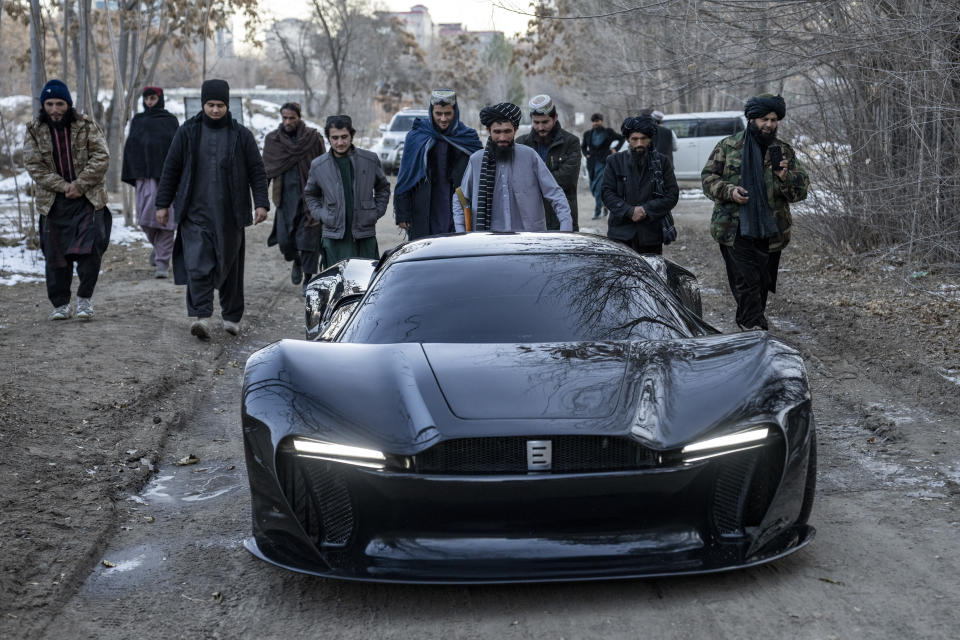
371;108;428;174
660;111;747;180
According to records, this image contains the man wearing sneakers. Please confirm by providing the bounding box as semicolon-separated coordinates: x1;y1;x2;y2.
24;79;111;322
156;79;269;340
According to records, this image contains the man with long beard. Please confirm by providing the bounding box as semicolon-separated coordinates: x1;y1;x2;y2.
452;102;572;232
121;86;179;278
24;79;111;321
702;93;809;331
603;115;679;255
516;94;581;230
263;102;326;288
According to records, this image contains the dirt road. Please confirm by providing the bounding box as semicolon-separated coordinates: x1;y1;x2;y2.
2;193;959;639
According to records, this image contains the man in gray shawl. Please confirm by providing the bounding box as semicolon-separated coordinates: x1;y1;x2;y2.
156;79;269;340
452;102;572;232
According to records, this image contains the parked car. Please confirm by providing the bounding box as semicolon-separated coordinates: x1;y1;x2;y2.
242;233;817;583
370;108;428;174
660;111;747;180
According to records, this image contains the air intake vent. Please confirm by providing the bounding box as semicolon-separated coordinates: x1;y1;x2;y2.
412;436;658;474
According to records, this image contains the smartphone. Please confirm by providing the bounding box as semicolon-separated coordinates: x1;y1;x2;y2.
769;145;784;171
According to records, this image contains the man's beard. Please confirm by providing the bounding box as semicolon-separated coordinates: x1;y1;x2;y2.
494;141;514;161
748;121;776;145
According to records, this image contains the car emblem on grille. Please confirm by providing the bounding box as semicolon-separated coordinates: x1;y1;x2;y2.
526;440;552;471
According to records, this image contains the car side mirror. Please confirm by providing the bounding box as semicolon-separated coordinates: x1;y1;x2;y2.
378;123;387;132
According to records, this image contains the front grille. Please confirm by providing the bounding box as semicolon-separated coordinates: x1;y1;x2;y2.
276;451;355;547
411;436;658;474
711;433;785;536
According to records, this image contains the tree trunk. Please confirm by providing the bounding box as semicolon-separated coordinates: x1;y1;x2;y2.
29;0;45;115
76;0;91;115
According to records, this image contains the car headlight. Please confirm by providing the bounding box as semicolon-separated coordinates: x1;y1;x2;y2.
682;427;769;462
292;438;386;469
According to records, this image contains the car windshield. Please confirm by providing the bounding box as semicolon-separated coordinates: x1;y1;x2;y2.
389;115;420;132
339;254;703;344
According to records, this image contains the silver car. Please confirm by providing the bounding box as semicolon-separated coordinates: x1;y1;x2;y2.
370;108;428;174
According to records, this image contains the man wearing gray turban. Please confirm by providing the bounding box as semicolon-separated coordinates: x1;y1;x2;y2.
701;93;809;331
603;116;679;254
453;102;572;232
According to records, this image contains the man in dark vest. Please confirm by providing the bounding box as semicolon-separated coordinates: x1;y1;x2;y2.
122;86;179;278
24;79;111;321
156;79;269;340
516;94;581;230
263;102;326;288
393;89;482;240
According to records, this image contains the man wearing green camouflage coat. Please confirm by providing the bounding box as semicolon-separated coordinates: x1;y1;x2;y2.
701;93;808;331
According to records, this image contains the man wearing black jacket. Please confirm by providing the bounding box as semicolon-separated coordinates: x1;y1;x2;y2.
603;116;679;254
156;79;269;340
581;113;624;219
517;94;581;230
121;86;179;278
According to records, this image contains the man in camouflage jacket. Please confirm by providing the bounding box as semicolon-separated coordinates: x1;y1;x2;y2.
701;93;808;330
24;79;111;321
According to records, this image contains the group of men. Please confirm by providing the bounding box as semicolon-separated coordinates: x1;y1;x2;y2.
24;73;807;337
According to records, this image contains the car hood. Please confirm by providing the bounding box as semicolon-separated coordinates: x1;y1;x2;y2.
243;334;808;453
421;343;628;420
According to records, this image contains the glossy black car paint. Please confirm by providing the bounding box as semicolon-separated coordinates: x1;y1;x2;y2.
243;233;816;583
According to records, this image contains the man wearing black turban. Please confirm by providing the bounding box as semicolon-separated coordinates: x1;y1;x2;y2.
453;102;572;232
603;116;679;254
701;93;809;331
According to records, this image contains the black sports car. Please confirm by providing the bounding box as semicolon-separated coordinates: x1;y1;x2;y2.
242;233;816;583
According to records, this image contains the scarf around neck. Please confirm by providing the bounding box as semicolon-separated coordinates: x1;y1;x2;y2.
738;129;780;239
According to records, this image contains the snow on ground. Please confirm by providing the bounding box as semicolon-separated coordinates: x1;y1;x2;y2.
0;95;32;109
0;204;146;286
679;189;705;200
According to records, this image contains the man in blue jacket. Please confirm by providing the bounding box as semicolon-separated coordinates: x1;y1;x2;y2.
156;79;269;340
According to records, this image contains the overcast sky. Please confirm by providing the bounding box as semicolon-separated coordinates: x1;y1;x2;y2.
259;0;532;37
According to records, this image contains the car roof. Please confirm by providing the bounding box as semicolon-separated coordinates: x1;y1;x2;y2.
661;111;745;120
381;232;639;267
394;109;429;116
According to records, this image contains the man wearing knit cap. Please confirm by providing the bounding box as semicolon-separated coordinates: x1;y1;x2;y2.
156;78;269;340
452;102;572;232
24;79;111;321
701;93;809;331
603;115;679;254
516;94;581;230
122;86;180;278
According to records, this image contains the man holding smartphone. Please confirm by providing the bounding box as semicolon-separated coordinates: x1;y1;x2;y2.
701;93;809;331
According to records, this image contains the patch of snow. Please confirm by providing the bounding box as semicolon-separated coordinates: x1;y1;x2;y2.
679;189;705;200
0;171;31;193
0;95;32;109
